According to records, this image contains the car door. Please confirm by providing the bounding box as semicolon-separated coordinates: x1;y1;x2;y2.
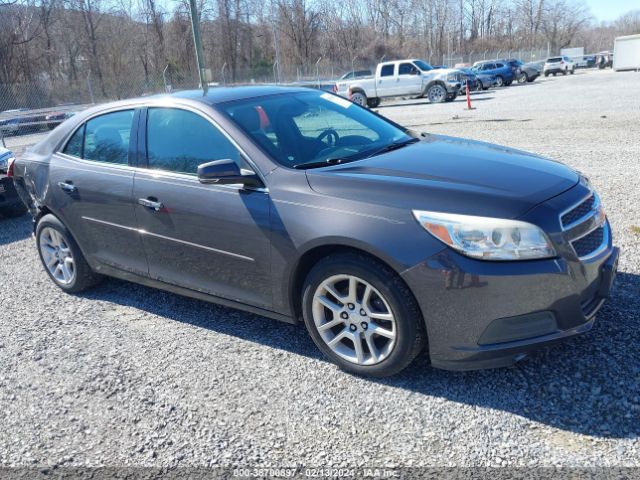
132;106;272;308
48;108;148;276
376;64;396;97
396;62;423;96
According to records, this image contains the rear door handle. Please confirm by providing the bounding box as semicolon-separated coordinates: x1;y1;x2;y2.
138;197;163;211
57;181;77;193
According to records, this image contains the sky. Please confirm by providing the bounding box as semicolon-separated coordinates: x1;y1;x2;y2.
585;0;637;22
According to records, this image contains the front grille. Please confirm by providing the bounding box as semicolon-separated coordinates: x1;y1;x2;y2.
572;226;604;258
561;194;595;228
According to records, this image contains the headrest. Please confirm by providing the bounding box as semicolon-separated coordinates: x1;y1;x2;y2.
232;107;261;132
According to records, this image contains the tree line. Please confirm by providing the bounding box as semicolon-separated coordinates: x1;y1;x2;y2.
0;0;639;108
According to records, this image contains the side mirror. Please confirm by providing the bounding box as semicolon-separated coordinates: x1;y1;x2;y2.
197;159;262;188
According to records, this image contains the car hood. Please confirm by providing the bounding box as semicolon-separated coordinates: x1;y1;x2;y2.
305;134;579;219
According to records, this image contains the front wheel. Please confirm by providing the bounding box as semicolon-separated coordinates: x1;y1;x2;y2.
476;80;484;91
426;83;447;103
302;253;426;377
36;214;102;293
517;72;528;83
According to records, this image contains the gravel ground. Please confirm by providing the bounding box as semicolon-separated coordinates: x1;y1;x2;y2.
1;68;639;471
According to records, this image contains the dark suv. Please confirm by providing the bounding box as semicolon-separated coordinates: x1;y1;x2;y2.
11;87;618;376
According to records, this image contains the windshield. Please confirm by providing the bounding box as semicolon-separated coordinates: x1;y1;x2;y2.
413;60;433;72
219;91;412;169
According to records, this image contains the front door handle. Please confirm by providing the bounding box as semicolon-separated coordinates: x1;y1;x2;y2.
57;181;77;193
138;197;163;211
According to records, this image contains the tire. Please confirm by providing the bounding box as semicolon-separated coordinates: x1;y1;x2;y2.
0;203;27;218
36;214;102;293
553;72;557;76
563;68;567;75
302;252;426;377
544;72;549;77
570;68;575;74
476;80;483;92
350;91;367;107
494;76;504;87
445;92;457;102
426;83;447;103
504;80;513;86
366;97;380;108
517;72;527;83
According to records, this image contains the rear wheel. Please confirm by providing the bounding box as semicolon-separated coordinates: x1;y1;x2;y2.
36;214;102;293
570;68;575;74
426;83;447;103
302;253;426;377
476;80;484;91
350;91;367;107
495;76;504;87
517;72;528;83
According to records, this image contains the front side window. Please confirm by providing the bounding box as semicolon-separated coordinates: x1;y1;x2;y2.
399;63;417;75
146;108;240;175
380;64;394;77
220;91;411;169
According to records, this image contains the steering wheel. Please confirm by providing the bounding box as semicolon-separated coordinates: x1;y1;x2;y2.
317;128;339;146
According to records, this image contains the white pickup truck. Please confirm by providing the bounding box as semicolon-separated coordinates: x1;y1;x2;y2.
334;59;463;107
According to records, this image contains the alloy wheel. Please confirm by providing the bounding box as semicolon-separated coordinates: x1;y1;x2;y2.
311;274;397;366
427;85;446;103
39;227;76;285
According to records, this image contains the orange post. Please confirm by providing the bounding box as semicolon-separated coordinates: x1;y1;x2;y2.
466;80;472;110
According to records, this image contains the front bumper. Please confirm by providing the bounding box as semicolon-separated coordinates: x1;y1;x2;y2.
401;229;619;371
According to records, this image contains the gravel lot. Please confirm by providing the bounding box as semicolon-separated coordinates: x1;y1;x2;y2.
1;69;639;470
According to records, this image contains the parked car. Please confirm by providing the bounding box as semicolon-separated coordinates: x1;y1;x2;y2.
45;109;78;130
544;56;575;76
584;55;597;68
456;69;479;93
596;52;614;69
471;60;515;87
11;86;619;376
339;70;372;80
0;108;47;135
501;59;540;83
458;68;495;91
0;146;27;217
335;59;462;106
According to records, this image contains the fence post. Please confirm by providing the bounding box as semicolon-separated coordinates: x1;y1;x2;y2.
87;72;95;104
221;62;227;85
273;61;279;84
315;56;322;88
162;64;170;92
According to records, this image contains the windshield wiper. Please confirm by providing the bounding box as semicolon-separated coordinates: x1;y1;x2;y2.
293;157;351;169
364;137;420;158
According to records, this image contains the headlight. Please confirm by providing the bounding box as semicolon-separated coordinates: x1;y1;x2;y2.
412;210;556;260
0;154;10;173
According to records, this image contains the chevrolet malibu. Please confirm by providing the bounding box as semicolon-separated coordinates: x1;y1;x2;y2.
11;87;618;376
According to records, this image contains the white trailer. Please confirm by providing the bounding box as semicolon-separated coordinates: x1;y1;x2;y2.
613;34;640;71
561;47;586;67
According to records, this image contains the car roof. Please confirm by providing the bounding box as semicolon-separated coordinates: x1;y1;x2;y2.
85;86;314;112
172;86;312;105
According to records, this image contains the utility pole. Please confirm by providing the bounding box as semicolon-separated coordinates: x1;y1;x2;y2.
188;0;208;94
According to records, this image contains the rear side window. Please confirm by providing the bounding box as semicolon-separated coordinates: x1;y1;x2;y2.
146;108;240;175
63;124;84;157
496;63;504;68
380;64;394;77
83;110;134;164
548;57;562;62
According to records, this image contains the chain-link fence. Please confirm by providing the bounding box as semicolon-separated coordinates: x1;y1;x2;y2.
0;47;563;154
